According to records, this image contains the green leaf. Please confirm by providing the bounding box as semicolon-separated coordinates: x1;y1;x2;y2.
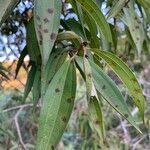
26;18;41;63
37;60;76;149
32;67;41;108
61;19;90;40
75;0;113;44
92;49;145;120
83;11;100;48
108;0;126;19
57;31;82;43
137;0;150;22
57;31;82;49
0;0;19;26
137;0;150;7
123;2;146;57
34;0;62;65
89;60;141;133
83;56;92;101
23;64;36;103
69;0;87;40
44;49;68;88
89;96;105;141
15;47;28;78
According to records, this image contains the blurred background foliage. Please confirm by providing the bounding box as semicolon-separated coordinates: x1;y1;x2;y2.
0;0;150;149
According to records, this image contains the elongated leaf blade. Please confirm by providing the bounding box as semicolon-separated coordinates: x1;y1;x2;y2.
69;0;87;39
27;18;40;63
83;11;100;48
83;56;92;101
32;67;41;108
92;49;145;120
89;60;141;132
108;0;126;19
123;2;146;57
57;31;82;43
89;96;105;140
15;47;28;78
75;0;113;44
44;49;68;88
23;64;36;102
34;0;62;65
37;60;76;149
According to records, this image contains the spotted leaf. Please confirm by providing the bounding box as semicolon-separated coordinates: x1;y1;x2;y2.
37;60;76;149
92;49;145;121
34;0;62;65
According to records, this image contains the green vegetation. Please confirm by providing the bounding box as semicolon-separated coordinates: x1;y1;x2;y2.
0;0;150;149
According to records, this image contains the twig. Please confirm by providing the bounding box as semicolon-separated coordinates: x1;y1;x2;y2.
3;103;40;113
3;103;41;149
132;135;147;150
14;108;27;150
120;117;131;144
3;103;41;113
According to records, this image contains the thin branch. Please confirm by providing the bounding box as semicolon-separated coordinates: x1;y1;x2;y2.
3;103;40;113
132;135;147;150
14;108;27;150
120;117;131;144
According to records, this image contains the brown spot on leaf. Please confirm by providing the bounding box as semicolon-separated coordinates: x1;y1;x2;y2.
87;73;92;78
43;29;49;33
134;16;138;20
51;145;54;150
134;88;141;93
131;78;137;82
74;106;77;110
39;40;42;45
38;30;43;38
62;116;67;123
95;120;100;125
67;97;73;103
38;24;42;29
36;15;40;21
38;33;43;41
82;41;88;47
43;18;49;23
54;55;57;59
47;8;54;14
55;88;60;93
135;25;139;29
50;33;57;40
85;54;89;59
102;85;106;90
